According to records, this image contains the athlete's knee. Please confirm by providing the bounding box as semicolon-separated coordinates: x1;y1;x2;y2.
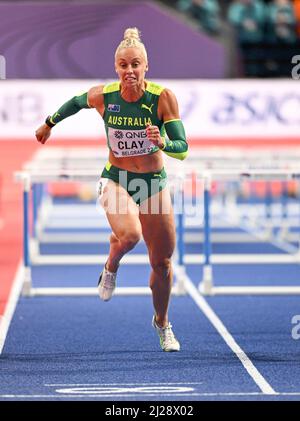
118;230;141;250
150;257;172;278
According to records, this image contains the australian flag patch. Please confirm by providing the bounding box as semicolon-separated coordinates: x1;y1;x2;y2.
108;104;120;112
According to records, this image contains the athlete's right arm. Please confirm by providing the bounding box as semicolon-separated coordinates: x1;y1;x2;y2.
35;85;104;144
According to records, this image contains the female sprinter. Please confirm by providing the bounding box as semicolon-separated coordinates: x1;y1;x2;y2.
35;27;188;352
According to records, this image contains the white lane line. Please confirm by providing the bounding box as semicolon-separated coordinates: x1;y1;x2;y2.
0;262;23;354
173;265;276;395
5;392;300;398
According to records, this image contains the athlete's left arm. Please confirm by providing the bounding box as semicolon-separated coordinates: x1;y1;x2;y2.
159;88;188;161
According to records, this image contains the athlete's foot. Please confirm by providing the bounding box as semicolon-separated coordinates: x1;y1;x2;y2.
97;263;118;301
152;315;180;352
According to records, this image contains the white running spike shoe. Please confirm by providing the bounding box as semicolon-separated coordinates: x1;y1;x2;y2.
152;316;180;352
97;265;118;301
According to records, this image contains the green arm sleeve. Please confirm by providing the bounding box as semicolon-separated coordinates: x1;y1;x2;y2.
49;92;90;125
161;119;188;161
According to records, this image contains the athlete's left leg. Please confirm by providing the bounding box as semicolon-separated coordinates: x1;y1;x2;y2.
139;187;176;328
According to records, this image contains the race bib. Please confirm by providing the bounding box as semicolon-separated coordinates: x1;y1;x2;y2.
108;127;157;158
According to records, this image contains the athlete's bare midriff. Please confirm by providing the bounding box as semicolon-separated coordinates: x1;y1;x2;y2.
108;149;164;173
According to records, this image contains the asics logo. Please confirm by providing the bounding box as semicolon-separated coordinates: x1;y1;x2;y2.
141;103;154;114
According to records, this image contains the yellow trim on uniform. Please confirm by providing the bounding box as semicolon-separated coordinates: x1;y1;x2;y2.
146;81;164;96
105;161;112;171
103;81;163;96
86;95;91;108
103;82;120;94
164;119;181;124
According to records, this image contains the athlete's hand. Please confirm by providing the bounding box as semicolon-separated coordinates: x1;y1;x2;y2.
146;124;164;149
35;124;52;144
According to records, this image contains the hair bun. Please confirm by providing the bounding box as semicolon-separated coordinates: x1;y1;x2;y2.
124;27;141;41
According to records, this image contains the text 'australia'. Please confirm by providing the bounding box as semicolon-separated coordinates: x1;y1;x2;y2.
108;116;152;127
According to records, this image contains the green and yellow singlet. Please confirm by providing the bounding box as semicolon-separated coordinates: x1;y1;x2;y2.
102;81;165;159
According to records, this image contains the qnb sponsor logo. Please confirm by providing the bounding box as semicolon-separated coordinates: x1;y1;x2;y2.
113;130;148;140
125;131;148;139
291;55;300;80
212;93;300;125
291;315;300;340
114;130;123;139
0;55;6;80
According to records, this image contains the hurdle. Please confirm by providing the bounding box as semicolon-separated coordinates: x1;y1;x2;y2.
16;146;300;297
25;146;300;248
198;169;300;295
15;168;189;297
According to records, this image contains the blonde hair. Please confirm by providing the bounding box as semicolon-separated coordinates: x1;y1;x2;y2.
115;27;148;63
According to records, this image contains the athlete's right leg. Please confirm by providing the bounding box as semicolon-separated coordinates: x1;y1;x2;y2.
99;178;142;272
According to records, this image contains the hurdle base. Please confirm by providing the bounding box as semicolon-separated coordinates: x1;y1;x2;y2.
22;267;32;297
199;265;213;295
207;286;300;295
173;264;187;295
29;238;40;260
